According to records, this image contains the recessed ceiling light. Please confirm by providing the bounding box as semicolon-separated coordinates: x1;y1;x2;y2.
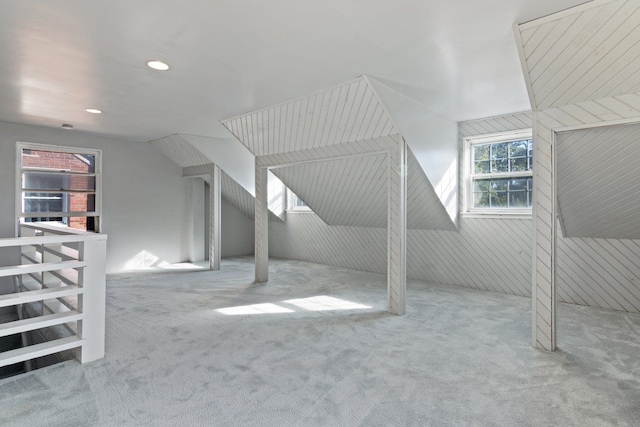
62;124;74;130
85;108;102;114
147;60;170;71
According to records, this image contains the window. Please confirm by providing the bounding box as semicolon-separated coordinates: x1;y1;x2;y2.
16;142;101;232
286;188;310;211
464;129;533;216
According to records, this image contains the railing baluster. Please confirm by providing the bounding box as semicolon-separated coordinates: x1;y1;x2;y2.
0;222;107;370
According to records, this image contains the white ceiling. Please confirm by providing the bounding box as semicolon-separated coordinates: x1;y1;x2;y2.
0;0;589;142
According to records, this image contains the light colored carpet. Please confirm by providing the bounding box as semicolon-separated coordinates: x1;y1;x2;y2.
0;257;639;426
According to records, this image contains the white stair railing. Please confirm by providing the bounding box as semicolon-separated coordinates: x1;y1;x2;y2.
0;222;107;369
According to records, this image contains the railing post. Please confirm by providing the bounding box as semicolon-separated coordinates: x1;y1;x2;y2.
77;237;107;363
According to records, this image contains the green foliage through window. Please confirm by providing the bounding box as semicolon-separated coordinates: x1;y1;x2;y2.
470;137;533;210
473;177;532;208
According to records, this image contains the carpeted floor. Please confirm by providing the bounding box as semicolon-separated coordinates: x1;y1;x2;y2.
0;257;639;426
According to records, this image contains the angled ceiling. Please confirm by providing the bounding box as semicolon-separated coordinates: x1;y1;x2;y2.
223;77;458;230
0;0;589;141
515;0;640;239
221;77;398;156
517;0;640;110
272;148;457;230
557;122;640;239
151;134;284;222
151;133;254;194
219;172;283;223
149;134;210;167
273;154;388;228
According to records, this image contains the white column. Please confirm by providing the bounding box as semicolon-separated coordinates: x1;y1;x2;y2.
188;178;206;263
255;163;269;283
78;237;107;363
209;166;221;271
532;113;556;351
387;136;407;315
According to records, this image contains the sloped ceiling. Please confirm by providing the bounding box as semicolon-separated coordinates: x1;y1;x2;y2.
222;76;457;231
183;166;283;223
221;77;398;156
220;171;283;223
149;134;210;167
366;77;459;222
517;0;640;110
515;0;640;240
557;122;640;239
272;147;456;230
274;154;388;228
151;135;283;222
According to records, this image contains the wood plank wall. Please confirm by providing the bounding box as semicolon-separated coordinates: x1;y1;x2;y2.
222;78;398;156
270;111;640;313
520;0;640;110
271;146;456;230
557;122;640;239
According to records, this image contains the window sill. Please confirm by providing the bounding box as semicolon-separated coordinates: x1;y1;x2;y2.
286;209;314;213
462;211;532;220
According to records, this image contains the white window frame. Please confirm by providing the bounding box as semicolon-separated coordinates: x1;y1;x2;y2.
16;142;103;233
462;129;533;219
286;188;311;212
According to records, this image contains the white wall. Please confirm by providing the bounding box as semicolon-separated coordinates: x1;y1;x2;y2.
0;121;190;274
183;134;256;194
221;198;254;257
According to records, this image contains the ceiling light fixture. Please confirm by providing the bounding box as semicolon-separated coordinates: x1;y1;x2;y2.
147;60;170;71
61;124;74;130
85;108;102;114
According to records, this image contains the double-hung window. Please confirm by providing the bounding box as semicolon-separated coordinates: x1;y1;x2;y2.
16;142;102;232
464;129;533;216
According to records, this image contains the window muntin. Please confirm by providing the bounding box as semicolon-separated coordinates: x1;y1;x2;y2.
17;143;101;232
465;130;533;215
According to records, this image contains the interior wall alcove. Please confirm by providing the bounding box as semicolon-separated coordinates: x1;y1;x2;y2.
253;136;408;315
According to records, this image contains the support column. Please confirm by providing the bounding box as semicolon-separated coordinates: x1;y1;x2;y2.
532;112;556;351
255;163;269;283
387;136;407;315
188;178;206;263
209;165;221;271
